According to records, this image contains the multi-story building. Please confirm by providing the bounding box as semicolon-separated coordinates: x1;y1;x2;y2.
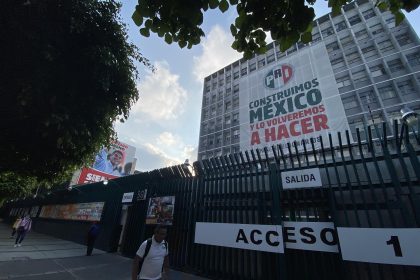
198;0;420;160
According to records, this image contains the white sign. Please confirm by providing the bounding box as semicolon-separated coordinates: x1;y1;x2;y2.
337;227;420;266
283;221;338;253
281;168;322;189
239;42;352;153
195;222;284;253
122;192;134;203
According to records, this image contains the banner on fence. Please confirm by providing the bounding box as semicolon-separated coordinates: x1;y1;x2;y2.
39;202;104;221
239;42;351;153
195;222;284;253
146;196;175;225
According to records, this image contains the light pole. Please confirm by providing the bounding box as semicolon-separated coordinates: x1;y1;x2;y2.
399;107;419;148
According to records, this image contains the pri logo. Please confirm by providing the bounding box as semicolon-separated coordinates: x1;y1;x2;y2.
264;64;293;89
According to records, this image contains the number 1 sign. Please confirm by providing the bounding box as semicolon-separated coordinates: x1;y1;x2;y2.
337;227;420;266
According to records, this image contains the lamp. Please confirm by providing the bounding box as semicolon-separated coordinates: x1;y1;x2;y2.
399;107;419;148
103;180;109;186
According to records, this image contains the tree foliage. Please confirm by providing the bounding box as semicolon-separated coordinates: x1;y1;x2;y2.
132;0;419;58
0;0;150;196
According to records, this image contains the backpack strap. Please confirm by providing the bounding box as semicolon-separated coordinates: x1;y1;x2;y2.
143;238;153;259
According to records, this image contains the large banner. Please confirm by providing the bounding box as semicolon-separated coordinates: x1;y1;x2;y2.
239;42;352;153
39;202;104;221
73;140;136;185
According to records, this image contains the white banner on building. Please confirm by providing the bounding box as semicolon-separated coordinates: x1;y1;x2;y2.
337;227;420;266
281;168;322;189
195;222;284;253
239;42;352;153
283;221;338;253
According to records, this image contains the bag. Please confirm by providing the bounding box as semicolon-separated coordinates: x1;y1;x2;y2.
138;238;168;275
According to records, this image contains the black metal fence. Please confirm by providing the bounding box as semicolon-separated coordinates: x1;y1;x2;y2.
2;123;420;280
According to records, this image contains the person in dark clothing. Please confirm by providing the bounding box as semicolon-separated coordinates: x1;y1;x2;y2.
86;222;100;256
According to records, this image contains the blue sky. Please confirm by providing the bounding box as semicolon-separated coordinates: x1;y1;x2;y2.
115;1;420;172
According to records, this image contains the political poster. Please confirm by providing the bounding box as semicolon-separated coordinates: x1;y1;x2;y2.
146;196;175;225
72;139;136;185
239;42;351;153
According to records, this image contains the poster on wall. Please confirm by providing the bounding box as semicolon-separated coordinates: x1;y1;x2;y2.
239;42;352;154
146;196;175;225
39;202;104;221
72;139;137;185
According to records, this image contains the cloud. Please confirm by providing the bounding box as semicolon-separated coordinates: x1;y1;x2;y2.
193;25;242;82
131;61;187;121
157;132;178;147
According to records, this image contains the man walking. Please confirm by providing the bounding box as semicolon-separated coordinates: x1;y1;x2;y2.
132;225;169;280
86;222;100;256
14;214;32;247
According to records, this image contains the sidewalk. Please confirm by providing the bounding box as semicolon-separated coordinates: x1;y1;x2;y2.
0;222;208;280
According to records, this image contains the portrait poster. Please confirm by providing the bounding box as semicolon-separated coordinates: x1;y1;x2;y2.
146;196;175;225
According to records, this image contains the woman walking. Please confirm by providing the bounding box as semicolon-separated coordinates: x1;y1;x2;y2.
14;214;32;247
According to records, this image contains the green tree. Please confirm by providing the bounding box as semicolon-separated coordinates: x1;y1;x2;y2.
132;0;419;58
0;0;151;197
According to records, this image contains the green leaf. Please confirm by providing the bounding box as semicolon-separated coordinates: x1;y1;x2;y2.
164;33;173;44
231;40;239;50
140;28;150;37
230;24;237;36
219;0;229;12
209;0;219;9
178;40;187;48
144;19;152;28
132;10;143;26
229;0;238;4
301;32;312;44
377;1;388;11
395;11;405;25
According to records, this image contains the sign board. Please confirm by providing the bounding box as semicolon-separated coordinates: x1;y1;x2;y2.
39;202;104;221
195;222;284;253
122;192;134;203
283;221;338;253
281;168;322;189
239;42;352;154
137;189;148;201
337;227;420;266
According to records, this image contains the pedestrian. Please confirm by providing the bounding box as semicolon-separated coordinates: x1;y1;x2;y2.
10;216;22;238
14;214;32;247
86;221;100;256
132;225;169;280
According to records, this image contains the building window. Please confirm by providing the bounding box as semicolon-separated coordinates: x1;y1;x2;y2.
387;59;404;73
348;15;362;26
224;132;231;142
225;101;232;111
406;52;420;67
359;89;378;106
205;85;210;92
352;70;369;84
377;40;394;52
241;67;247;76
369;64;387;78
233;97;239;108
226;74;231;81
361;45;377;59
377;85;397;100
218;80;224;87
331;56;346;69
267;53;275;64
397;80;415;95
233;129;240;139
233;146;240;153
312;32;321;42
340;36;353;48
354;29;367;40
388;110;402;125
385;17;395;28
370;23;384;35
233;71;239;80
395;33;412;47
335;21;347;32
336;75;352;88
216;134;222;144
233;113;239;123
225;115;231;125
342;96;359;110
346;50;361;64
258;58;266;68
321;27;334;38
362;9;376;20
326;42;340;52
249;62;257;72
233;84;239;93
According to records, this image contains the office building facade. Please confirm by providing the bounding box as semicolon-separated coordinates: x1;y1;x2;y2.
198;0;420;160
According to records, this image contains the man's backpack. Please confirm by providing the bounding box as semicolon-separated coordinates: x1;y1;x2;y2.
138;238;168;275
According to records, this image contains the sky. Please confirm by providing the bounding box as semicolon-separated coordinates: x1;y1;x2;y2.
115;0;420;172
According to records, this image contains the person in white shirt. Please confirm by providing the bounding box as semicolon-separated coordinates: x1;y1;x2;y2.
132;225;169;280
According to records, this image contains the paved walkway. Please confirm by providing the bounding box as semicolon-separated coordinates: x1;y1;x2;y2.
0;222;208;280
